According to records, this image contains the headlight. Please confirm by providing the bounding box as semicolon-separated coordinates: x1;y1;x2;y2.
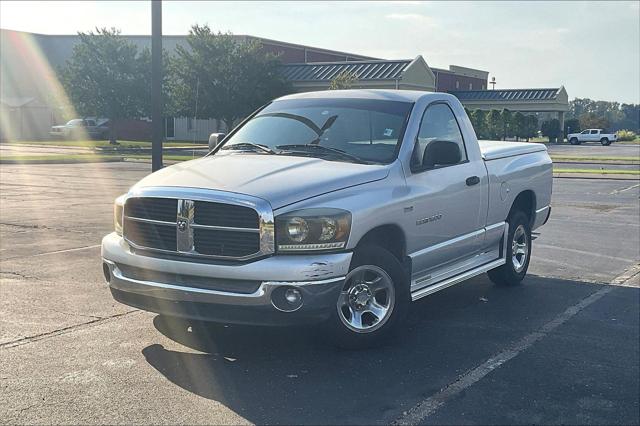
114;195;125;236
276;208;351;252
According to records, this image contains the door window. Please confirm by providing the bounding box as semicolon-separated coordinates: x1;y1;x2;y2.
590;129;599;134
412;103;467;171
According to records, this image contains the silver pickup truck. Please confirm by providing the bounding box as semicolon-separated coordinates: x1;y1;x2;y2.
102;90;552;348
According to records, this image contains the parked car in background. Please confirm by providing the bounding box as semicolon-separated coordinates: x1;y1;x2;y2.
567;128;617;146
50;118;110;140
102;90;552;348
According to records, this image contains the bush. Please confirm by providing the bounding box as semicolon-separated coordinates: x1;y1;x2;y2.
541;119;562;142
616;129;637;141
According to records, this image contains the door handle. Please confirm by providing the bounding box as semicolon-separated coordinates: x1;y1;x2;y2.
466;176;480;186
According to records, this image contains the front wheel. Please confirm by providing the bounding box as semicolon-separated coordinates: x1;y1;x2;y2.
325;245;409;349
600;138;611;146
488;211;532;286
569;138;580;145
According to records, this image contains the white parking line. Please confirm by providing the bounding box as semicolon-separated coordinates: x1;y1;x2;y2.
535;243;636;263
31;244;101;257
610;183;640;194
391;279;626;425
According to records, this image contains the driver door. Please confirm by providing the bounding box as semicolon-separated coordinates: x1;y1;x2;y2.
404;102;486;284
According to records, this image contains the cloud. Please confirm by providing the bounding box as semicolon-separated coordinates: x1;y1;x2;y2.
386;13;436;25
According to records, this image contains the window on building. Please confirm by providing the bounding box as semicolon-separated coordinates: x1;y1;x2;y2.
411;103;468;170
482;84;485;90
469;83;473;90
165;117;175;138
455;81;460;89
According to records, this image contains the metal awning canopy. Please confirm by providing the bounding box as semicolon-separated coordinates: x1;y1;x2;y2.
450;87;569;113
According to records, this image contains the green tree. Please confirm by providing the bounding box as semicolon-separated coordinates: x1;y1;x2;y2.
525;115;538;141
541;118;561;142
513;112;527;141
470;109;488;139
61;28;149;144
329;71;358;90
579;113;610;130
620;103;640;131
500;109;513;140
171;25;290;131
486;109;502;139
564;118;580;137
568;98;639;132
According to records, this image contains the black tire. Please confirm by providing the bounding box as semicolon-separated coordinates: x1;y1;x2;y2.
488;211;532;286
325;245;409;349
600;138;611;146
569;137;579;145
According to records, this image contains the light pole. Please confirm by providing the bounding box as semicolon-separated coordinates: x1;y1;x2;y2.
151;0;163;171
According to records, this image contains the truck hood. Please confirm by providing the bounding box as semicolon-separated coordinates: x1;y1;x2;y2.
131;152;390;209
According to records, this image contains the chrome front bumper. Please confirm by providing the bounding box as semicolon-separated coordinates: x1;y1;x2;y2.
101;233;351;325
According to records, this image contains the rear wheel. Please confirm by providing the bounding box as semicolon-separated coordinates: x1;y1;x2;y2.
600;138;611;146
488;211;532;286
326;245;409;349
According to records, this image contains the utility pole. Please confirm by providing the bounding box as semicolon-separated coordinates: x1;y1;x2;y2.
151;0;163;171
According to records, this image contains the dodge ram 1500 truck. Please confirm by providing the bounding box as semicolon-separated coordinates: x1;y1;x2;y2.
102;90;552;348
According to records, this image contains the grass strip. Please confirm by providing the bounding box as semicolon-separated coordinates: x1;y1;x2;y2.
0;153;200;164
125;154;198;162
553;168;640;175
551;155;639;162
0;154;123;164
6;140;204;148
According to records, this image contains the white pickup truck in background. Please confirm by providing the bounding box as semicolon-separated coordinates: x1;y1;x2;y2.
567;128;617;146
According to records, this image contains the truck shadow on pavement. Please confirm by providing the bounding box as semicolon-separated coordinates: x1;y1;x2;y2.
141;275;637;425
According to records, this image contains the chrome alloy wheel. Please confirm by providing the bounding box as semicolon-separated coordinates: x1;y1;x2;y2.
337;265;395;333
511;224;529;273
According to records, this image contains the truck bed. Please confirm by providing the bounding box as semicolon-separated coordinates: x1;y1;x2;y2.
479;140;547;161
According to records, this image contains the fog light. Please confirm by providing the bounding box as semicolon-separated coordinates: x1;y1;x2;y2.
271;286;304;312
285;288;301;304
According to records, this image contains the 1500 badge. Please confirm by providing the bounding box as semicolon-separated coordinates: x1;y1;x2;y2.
416;213;443;225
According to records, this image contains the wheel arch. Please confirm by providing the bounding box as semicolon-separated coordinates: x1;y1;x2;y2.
509;190;536;227
355;224;407;263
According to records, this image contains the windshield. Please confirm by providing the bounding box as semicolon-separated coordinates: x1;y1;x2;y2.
220;98;413;164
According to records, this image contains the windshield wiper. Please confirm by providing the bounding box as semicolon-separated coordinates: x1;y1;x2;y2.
276;144;368;164
222;142;275;154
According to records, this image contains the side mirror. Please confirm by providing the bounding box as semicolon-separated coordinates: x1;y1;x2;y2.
422;140;461;169
208;133;226;151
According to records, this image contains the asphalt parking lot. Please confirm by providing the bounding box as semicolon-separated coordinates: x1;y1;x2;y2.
1;154;639;424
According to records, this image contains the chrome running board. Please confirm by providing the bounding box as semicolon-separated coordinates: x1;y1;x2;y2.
411;223;508;302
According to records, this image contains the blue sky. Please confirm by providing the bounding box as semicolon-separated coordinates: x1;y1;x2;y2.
1;1;639;103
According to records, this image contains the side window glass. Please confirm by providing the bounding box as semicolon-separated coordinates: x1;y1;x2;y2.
412;103;467;171
590;130;598;134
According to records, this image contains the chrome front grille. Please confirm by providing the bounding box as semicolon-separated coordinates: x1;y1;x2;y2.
122;188;274;261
